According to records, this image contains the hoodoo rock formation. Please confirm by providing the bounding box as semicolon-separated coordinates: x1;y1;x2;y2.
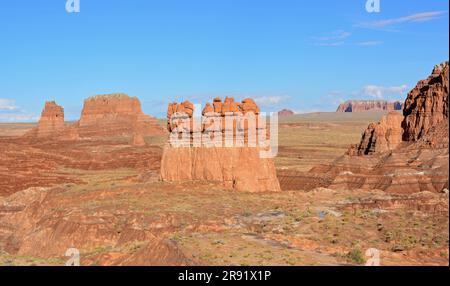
25;101;65;138
336;100;403;113
296;62;449;193
161;97;281;193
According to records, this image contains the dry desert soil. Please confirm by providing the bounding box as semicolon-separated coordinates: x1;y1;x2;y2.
0;112;448;266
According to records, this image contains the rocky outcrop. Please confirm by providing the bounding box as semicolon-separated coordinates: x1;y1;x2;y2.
336;100;403;113
161;97;280;192
160;147;281;192
307;62;449;193
348;111;403;155
25;101;65;138
78;93;165;138
402;61;449;141
167;97;267;147
23;93;165;142
278;109;295;116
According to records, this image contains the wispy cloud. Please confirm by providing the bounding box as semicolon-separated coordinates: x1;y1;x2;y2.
0;113;38;122
313;30;351;47
0;99;18;111
353;84;408;99
254;95;291;106
0;99;39;122
356;41;383;47
357;10;448;29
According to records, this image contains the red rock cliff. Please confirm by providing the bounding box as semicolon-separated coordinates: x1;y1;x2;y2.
402;61;449;141
348;111;403;155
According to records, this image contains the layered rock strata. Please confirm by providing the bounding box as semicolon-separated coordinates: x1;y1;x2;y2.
304;61;449;193
24;101;65;138
161;97;281;192
402;61;449;141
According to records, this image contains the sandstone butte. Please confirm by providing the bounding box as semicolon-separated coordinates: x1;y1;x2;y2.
336;100;404;112
24;101;65;138
24;93;165;142
278;109;295;116
308;61;449;193
160;97;281;193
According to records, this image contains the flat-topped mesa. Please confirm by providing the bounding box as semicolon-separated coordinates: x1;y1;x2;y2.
336;100;403;112
348;111;403;155
161;97;280;192
402;61;449;141
78;93;165;138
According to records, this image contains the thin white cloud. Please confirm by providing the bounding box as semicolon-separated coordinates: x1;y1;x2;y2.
0;113;38;123
254;95;291;106
0;99;18;111
314;30;352;41
315;41;345;47
356;41;383;46
313;30;351;47
358;10;448;29
355;84;409;99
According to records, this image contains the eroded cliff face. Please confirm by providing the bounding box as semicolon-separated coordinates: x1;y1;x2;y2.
402;61;449;141
348;111;403;155
336;100;403;113
161;97;281;192
160;147;281;193
306;61;449;193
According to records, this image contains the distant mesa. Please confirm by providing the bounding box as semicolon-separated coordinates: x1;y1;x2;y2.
278;109;295;116
336;100;404;113
24;93;165;142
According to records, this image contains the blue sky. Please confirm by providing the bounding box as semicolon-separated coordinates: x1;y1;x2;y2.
0;0;448;121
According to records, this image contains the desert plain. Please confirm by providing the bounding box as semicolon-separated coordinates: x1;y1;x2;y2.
0;109;448;266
